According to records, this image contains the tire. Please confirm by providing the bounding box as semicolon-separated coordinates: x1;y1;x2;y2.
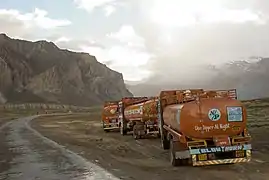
162;139;170;150
160;128;170;150
133;126;139;139
169;138;181;166
102;121;109;132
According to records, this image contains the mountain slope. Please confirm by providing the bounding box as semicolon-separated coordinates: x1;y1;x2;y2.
0;34;132;106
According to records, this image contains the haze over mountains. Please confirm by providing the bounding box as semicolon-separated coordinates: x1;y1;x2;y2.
0;34;132;106
127;57;269;100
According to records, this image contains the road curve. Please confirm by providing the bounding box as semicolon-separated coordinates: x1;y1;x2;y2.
0;116;119;180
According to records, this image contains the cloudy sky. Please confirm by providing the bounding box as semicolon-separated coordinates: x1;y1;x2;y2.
1;0;269;82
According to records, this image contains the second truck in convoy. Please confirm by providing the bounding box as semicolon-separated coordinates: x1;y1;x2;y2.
118;96;159;139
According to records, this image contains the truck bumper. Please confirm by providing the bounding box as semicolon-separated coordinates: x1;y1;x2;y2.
192;156;251;166
103;123;119;130
189;144;252;166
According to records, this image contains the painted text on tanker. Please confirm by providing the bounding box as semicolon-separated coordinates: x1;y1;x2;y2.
195;123;230;132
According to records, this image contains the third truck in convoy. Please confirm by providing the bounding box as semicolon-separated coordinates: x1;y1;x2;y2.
102;101;120;132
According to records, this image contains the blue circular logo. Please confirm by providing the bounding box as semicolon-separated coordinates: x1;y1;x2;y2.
208;108;221;121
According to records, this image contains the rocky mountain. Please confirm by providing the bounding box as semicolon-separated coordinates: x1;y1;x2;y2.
127;58;269;100
0;34;132;106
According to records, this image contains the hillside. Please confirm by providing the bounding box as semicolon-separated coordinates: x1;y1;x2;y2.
128;58;269;100
0;34;132;106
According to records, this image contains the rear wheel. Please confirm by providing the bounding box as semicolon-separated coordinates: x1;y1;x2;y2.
160;128;170;150
133;124;145;140
102;121;109;132
169;138;181;166
133;125;139;139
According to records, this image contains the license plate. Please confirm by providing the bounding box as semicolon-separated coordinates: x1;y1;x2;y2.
111;119;116;123
198;154;207;161
235;150;245;157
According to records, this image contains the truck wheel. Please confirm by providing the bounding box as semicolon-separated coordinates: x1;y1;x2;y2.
160;129;170;150
169;138;181;166
162;139;170;150
102;122;109;132
133;127;139;139
133;133;138;139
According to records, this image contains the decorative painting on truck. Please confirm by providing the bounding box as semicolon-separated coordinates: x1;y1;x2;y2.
227;106;243;122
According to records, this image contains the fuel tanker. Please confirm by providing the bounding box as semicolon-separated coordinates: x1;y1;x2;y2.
102;101;119;132
158;89;252;167
118;96;159;139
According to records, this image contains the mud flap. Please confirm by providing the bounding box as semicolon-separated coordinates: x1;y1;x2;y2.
120;124;127;135
120;118;127;135
162;137;170;150
170;139;191;166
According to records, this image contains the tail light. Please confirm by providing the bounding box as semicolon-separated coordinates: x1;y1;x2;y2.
187;140;207;148
232;136;251;144
243;128;250;136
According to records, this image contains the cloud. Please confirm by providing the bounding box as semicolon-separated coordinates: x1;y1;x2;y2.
74;0;117;14
148;0;265;27
80;44;152;80
124;0;269;83
78;24;153;80
0;8;71;38
106;25;145;48
103;5;116;16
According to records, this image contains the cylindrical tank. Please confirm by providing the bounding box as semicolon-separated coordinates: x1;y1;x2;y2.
102;102;119;121
124;98;158;122
163;98;247;139
103;105;118;116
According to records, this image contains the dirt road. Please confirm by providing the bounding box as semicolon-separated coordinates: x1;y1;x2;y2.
31;100;269;180
0;116;119;180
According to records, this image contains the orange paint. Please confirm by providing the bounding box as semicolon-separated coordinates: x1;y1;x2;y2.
102;101;119;124
161;89;246;139
124;97;158;122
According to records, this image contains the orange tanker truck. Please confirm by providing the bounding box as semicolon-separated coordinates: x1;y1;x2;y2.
102;101;120;132
158;89;252;166
118;96;159;139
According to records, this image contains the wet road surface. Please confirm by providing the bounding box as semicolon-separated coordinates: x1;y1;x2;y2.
0;116;119;180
